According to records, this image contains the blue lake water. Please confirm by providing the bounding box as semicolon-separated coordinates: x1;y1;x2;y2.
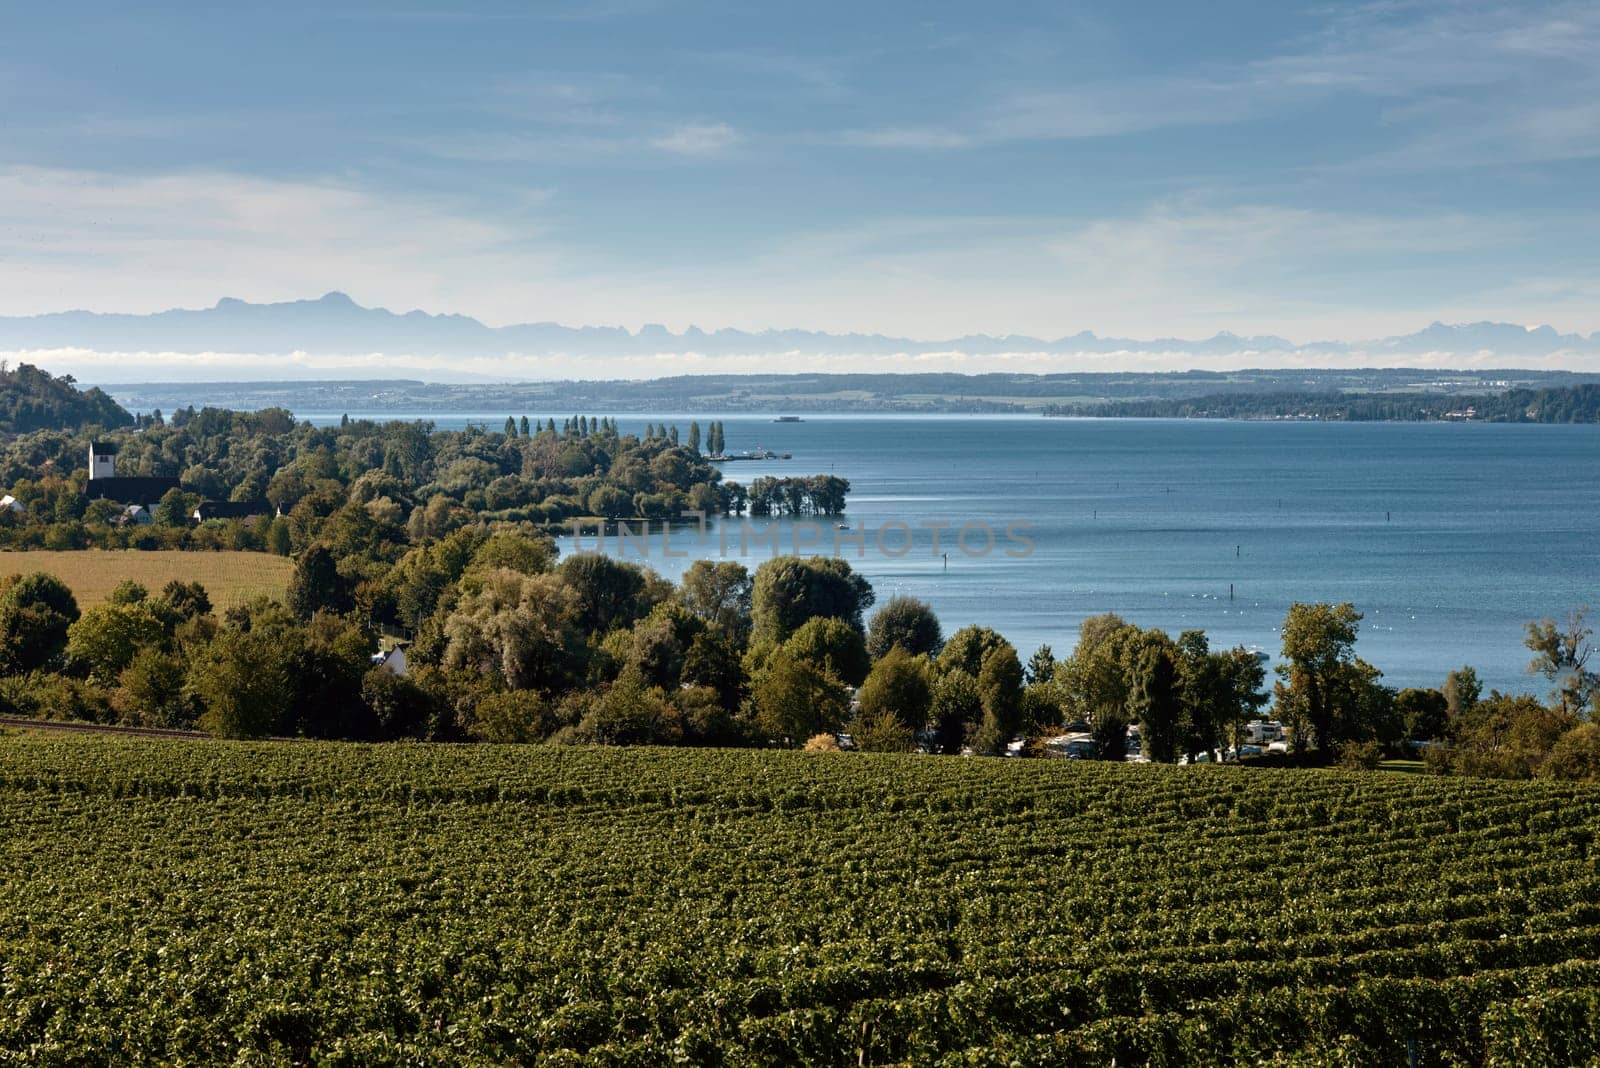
301;412;1600;694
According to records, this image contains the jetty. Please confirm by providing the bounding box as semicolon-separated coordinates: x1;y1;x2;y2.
708;449;791;461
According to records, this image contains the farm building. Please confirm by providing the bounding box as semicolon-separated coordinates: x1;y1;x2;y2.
191;500;272;523
370;646;409;677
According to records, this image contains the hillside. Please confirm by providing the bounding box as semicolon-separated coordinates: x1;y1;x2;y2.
0;362;133;434
4;737;1600;1064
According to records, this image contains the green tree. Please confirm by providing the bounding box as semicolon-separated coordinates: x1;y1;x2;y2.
1539;723;1600;782
264;515;293;556
65;603;164;685
677;560;753;643
622;602;705;690
750;556;874;645
855;646;932;738
115;647;196;728
153;487;191;527
558;553;660;636
107;580;148;605
287;543;353;619
1443;665;1482;720
751;649;851;744
1524;610;1598;716
291;612;374;738
1275;602;1363;751
469;688;558;743
1175;633;1267;758
465;530;555;578
936;625;1010;679
783;616;870;687
0;572;80;673
851;708;915;752
191;626;295;738
504;416;517;437
866;595;943;659
443;570;586;692
1451;693;1576;779
156;580;213;620
1025;644;1056;685
360;667;440;740
1056;613;1137;758
572;666;684;746
928;669;981;754
1396;687;1450;742
1124;629;1183;763
687;421;701;454
972;641;1025;755
586;485;633;518
682;629;745;711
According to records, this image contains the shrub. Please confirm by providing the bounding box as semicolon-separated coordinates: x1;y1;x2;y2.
1539;723;1600;783
850;709;915;753
1338;740;1383;770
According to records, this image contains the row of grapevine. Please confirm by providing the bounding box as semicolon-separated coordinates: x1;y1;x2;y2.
2;735;1599;1064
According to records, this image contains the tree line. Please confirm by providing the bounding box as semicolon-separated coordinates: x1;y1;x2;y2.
1043;383;1600;422
745;476;850;517
1;542;1595;781
0;371;832;554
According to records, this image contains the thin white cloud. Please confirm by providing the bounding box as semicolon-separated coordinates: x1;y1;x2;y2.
840;0;1600;167
836;127;973;149
650;122;739;156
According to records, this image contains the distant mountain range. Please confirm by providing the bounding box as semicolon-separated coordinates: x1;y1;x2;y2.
4;292;1599;363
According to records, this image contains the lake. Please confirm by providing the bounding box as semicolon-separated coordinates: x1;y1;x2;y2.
301;412;1600;694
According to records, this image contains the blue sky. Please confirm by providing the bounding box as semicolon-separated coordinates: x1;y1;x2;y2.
2;0;1598;342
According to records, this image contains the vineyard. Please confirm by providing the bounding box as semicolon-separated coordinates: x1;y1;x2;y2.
3;737;1600;1065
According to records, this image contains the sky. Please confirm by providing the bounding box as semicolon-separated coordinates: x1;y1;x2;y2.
2;0;1599;346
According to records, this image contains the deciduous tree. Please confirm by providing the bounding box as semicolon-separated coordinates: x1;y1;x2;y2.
867;595;943;659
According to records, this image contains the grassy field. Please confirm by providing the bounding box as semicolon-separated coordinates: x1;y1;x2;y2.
0;549;292;609
3;736;1600;1064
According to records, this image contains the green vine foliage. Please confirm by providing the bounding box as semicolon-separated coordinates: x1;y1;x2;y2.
3;736;1600;1065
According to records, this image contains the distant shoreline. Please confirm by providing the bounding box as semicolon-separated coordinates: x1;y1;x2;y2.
99;368;1600;422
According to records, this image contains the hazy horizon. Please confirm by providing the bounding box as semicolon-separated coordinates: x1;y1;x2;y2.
7;290;1600;382
4;1;1600;362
